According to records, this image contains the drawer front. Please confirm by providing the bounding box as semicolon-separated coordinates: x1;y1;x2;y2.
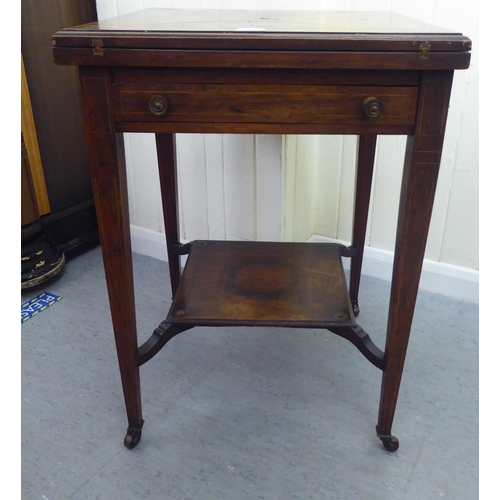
113;83;418;126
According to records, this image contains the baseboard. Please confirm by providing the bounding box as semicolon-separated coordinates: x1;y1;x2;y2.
130;225;167;261
310;234;479;304
130;225;189;268
129;226;479;304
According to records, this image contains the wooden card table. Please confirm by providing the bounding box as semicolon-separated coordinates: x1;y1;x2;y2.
52;9;471;451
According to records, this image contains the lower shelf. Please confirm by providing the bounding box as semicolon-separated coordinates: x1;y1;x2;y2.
167;240;356;328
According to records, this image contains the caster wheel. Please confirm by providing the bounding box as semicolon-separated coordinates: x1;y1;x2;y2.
124;432;141;449
380;435;399;452
124;419;144;449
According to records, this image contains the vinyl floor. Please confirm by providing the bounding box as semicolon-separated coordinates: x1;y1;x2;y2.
21;246;479;500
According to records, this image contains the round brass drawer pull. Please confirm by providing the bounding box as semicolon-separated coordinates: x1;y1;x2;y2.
362;97;384;118
149;95;168;116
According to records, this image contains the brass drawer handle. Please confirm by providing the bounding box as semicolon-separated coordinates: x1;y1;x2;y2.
149;95;168;116
362;97;384;118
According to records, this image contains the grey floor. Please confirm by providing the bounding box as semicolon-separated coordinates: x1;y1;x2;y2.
21;246;478;500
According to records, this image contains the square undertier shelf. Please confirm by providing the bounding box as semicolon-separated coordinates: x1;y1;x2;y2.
168;240;356;328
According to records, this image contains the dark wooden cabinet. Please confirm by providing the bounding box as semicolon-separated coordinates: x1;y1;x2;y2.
21;0;98;259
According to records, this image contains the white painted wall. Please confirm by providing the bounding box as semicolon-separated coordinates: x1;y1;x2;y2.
95;0;479;299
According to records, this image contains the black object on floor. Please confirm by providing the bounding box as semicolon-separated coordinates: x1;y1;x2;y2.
21;227;65;289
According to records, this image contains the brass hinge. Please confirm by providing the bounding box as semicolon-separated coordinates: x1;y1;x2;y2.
92;39;104;56
419;42;431;60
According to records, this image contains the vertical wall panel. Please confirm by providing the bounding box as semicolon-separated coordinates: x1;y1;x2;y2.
281;136;317;242
313;136;344;239
96;0;117;19
125;133;162;232
336;135;358;242
115;0;144;15
222;135;257;241
176;134;209;240
292;137;318;241
255;135;282;241
281;136;298;242
204;134;226;240
439;168;479;268
433;1;479;269
367;136;406;251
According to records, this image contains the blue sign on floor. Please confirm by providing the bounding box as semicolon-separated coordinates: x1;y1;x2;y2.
21;292;62;323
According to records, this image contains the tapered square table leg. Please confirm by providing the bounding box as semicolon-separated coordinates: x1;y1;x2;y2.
80;67;143;448
376;71;454;451
349;134;377;316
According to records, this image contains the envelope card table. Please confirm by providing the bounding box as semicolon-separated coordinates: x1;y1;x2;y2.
53;9;471;451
